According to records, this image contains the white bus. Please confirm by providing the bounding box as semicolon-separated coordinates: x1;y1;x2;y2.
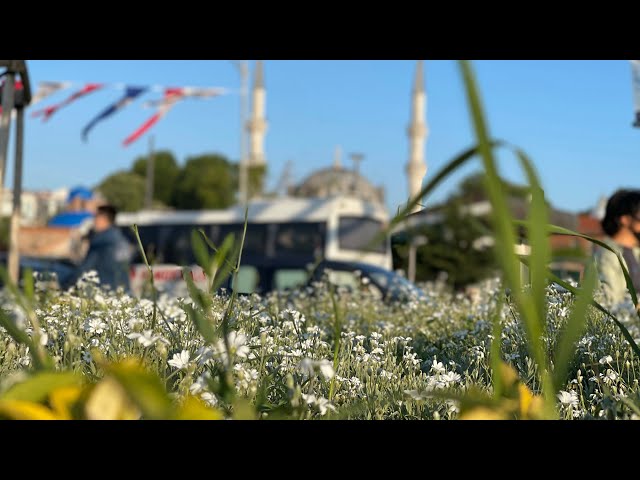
116;195;392;297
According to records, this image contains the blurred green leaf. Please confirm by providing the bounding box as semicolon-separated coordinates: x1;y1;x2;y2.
104;360;173;420
1;372;83;403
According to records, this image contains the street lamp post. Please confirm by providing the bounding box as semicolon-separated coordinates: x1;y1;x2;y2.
145;134;154;209
230;60;249;206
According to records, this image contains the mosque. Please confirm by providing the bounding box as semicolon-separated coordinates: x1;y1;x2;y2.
245;60;427;210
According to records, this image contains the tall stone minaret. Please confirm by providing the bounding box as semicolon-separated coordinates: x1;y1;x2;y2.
406;60;428;213
247;60;267;167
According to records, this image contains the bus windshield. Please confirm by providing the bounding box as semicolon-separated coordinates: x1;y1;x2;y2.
338;216;386;253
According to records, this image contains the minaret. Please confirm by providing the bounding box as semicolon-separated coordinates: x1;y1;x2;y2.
247;60;267;167
406;60;428;213
333;145;342;170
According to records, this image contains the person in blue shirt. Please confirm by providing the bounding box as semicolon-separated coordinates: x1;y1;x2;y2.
61;204;132;292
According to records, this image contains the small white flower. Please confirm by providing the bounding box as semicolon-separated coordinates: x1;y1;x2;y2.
39;333;49;346
557;390;579;407
317;359;335;380
194;346;214;366
168;350;191;370
431;359;446;375
603;370;618;384
127;330;169;348
441;371;462;385
298;358;315;378
85;317;108;335
200;391;218;407
599;355;613;365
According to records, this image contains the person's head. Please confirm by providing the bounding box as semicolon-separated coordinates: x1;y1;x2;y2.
94;204;118;232
602;189;640;244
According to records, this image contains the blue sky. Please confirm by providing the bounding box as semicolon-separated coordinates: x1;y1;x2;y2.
10;60;639;214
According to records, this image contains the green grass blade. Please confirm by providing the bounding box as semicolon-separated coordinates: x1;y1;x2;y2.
490;290;506;399
552;261;597;392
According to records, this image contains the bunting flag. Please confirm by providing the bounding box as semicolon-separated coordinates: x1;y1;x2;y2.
632;61;640;127
122;88;185;147
31;81;72;106
81;86;147;142
142;86;224;108
3;78;228;146
0;80;71;116
31;83;103;122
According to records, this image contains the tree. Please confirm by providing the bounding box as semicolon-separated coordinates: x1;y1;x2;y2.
171;154;235;209
393;197;497;290
132;150;180;206
96;171;146;212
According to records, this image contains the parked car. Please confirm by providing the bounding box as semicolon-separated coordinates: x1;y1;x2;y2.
0;253;76;288
225;259;426;303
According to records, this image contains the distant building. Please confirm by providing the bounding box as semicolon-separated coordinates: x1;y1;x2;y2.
0;187;68;226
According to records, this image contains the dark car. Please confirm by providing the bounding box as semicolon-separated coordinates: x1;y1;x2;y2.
226;259;425;303
0;253;76;288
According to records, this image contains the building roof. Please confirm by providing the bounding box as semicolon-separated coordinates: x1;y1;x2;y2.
290;166;384;205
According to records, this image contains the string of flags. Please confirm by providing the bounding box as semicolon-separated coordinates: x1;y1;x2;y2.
0;80;228;147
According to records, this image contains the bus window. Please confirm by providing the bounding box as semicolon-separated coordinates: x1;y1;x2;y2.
218;224;267;255
274;222;325;256
274;268;309;290
163;225;197;266
231;265;260;294
120;225;161;264
338;217;386;253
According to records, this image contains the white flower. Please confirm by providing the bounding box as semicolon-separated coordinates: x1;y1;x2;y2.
440;371;462;385
127;330;169;348
301;393;336;416
194;346;214;366
599;355;613;365
603;370;618;384
82;351;92;363
298;358;315;377
431;359;446;375
190;373;210;395
127;317;145;330
85;317;107;335
317;359;335;380
228;331;250;358
168;350;191;370
39;333;49;346
200;391;218;407
557;390;579;407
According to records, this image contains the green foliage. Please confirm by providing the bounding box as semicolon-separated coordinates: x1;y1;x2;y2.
171;154;235;209
132;150;180;206
248;165;267;200
0;217;9;251
393;186;497;290
96;171;146;212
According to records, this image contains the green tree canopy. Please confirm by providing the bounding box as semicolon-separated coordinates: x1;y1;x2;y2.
171;154;235;209
96;171;146;212
132;150;180;206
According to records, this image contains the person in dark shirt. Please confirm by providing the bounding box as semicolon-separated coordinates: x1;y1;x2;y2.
62;204;131;292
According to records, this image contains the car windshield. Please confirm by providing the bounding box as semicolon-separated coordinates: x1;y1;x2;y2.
367;269;425;300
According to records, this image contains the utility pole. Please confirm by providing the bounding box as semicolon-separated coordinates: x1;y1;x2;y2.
231;60;249;205
407;235;427;283
0;72;15;199
145;134;154;209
